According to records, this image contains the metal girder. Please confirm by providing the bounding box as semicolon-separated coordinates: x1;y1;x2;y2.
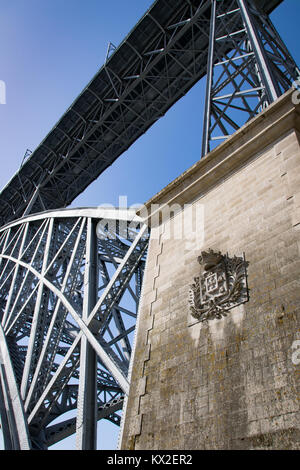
201;0;299;156
0;324;31;450
0;208;149;449
0;0;285;227
46;395;124;447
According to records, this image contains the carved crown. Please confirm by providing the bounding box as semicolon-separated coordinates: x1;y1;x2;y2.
197;249;223;271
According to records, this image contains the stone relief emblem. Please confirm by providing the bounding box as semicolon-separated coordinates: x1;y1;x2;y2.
189;249;249;322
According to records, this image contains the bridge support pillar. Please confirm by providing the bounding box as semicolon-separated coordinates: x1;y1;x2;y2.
120;90;300;450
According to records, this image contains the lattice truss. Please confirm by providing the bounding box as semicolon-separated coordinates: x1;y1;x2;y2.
1;0;289;227
202;0;299;155
0;0;215;225
0;209;148;449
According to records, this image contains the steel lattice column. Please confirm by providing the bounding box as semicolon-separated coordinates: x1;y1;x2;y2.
201;0;299;156
75;218;98;450
0;208;149;449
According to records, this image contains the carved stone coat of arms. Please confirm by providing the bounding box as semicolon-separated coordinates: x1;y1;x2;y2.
189;249;249;322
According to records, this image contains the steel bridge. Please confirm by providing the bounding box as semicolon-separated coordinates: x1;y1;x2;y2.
0;0;298;449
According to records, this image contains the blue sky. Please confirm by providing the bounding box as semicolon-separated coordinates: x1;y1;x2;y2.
0;0;299;450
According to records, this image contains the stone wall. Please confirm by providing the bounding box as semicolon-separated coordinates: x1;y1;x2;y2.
120;89;300;450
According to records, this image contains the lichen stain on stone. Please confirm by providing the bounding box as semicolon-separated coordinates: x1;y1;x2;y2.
188;320;205;348
208;317;227;346
230;304;245;329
